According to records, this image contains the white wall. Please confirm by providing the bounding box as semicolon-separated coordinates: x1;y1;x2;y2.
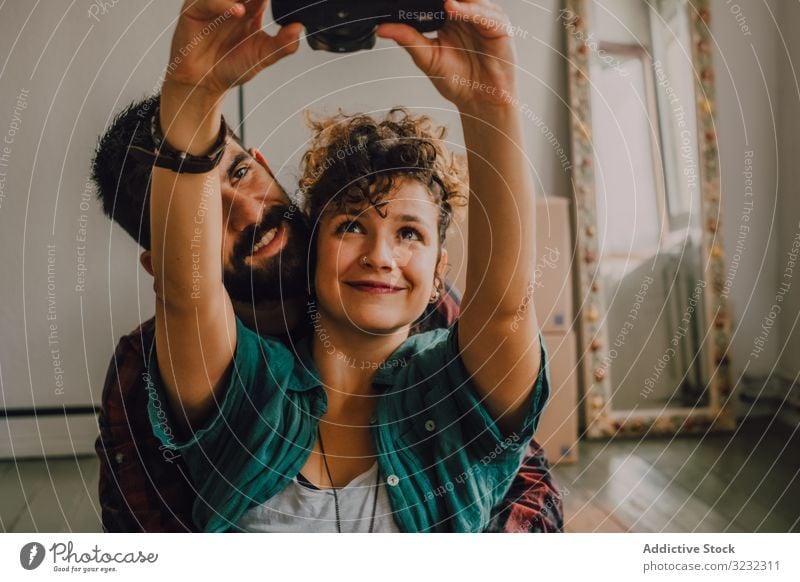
706;0;781;380
774;0;800;384
0;1;238;412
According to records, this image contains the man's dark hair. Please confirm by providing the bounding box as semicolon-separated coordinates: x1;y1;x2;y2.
91;95;244;251
91;95;160;251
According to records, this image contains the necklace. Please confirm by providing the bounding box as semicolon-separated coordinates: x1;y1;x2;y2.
317;425;380;533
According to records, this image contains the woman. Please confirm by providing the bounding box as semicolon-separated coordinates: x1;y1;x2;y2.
147;0;549;532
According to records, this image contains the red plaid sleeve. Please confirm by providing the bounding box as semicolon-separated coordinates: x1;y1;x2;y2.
434;286;564;533
485;439;565;532
95;318;196;532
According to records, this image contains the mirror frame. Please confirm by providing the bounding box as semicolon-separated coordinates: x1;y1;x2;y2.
563;0;736;438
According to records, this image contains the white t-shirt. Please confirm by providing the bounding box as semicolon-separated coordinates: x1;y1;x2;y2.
237;462;401;533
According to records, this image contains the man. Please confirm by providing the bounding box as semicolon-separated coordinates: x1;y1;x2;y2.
92;32;562;537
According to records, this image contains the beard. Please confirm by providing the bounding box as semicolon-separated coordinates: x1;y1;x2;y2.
222;204;310;304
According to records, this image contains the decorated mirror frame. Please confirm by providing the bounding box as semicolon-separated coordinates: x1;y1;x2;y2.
563;0;736;438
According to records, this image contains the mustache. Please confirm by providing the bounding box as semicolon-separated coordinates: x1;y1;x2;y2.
223;203;310;303
231;203;311;265
233;204;292;261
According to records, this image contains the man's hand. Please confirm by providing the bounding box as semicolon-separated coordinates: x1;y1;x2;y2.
377;0;518;113
167;0;302;95
160;0;301;154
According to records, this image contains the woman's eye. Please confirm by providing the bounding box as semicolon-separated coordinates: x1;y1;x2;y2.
336;220;363;234
399;227;422;242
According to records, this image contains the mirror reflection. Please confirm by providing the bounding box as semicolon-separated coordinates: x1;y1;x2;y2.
587;0;710;413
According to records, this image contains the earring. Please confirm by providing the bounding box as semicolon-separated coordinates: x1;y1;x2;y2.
429;276;442;304
429;283;441;304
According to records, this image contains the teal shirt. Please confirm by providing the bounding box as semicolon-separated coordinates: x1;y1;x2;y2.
146;317;550;532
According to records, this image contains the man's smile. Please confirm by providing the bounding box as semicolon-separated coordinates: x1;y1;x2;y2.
249;221;289;260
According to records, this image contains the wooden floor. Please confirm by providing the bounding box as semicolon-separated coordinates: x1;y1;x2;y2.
0;454;101;533
552;417;800;532
1;418;797;533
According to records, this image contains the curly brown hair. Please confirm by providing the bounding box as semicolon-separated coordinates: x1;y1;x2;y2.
299;107;468;249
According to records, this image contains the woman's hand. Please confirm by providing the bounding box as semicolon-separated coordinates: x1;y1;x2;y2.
377;0;518;112
166;0;302;95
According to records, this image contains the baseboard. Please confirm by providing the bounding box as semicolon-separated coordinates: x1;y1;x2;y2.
0;412;99;459
739;374;800;431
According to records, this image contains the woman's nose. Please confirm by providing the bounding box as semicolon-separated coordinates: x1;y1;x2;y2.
361;235;398;271
360;236;415;270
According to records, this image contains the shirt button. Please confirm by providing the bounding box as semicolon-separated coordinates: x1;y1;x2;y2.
369;416;376;425
114;452;124;464
424;420;436;432
387;474;400;487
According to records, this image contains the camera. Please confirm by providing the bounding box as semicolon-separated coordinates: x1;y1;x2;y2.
272;0;446;53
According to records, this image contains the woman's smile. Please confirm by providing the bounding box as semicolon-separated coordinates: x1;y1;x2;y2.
344;279;407;294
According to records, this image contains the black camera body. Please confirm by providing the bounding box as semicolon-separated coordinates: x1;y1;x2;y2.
273;0;446;53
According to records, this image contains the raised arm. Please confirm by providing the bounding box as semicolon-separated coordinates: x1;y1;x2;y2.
378;0;542;435
151;0;301;432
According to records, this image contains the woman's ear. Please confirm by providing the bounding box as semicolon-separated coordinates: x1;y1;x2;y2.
139;251;154;277
436;248;448;285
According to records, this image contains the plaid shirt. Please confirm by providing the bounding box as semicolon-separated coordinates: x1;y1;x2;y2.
95;293;563;533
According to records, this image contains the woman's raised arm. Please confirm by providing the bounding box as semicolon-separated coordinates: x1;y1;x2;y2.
378;0;543;435
456;103;542;436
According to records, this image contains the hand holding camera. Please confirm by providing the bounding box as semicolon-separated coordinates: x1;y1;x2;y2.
160;0;520;152
274;0;520;111
376;0;520;112
166;0;303;97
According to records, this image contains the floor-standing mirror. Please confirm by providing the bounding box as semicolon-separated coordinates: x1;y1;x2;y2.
563;0;736;437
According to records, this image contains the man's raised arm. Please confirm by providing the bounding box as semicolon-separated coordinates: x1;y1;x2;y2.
150;0;301;432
